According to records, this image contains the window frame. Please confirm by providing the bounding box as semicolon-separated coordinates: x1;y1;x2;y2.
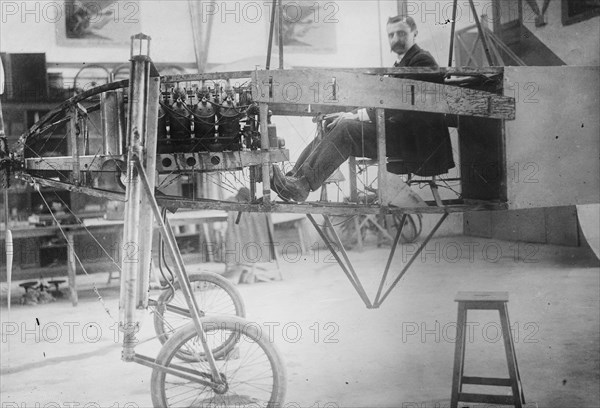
562;0;600;25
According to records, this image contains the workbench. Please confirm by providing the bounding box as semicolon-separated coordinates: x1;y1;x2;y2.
2;211;312;306
1;220;123;306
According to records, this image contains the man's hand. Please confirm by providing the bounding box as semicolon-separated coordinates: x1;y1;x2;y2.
326;111;358;129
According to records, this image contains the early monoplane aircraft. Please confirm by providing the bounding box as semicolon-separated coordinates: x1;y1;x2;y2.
1;0;598;407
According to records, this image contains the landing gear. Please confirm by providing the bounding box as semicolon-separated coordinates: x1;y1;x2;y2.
150;316;287;407
153;272;246;360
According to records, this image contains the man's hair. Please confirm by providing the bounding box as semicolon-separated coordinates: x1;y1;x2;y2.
387;15;418;32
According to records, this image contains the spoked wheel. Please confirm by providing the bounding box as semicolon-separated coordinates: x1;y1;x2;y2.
150;315;287;408
322;215;365;249
153;272;246;359
389;213;423;244
323;214;423;248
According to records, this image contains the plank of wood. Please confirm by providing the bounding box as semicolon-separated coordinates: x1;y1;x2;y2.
23;150;290;173
20;176;126;202
161;71;255;84
303;66;504;76
252;69;515;120
155;196;508;215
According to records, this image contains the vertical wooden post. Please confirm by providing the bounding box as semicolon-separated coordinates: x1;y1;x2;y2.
66;232;78;306
69;108;80;185
397;0;407;15
266;0;278;70
448;0;459;67
120;34;153;361
135;73;160;309
348;157;358;203
278;0;284;69
376;108;389;205
259;103;271;203
450;302;467;408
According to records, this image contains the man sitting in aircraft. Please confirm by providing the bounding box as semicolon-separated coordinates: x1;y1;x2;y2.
271;15;455;202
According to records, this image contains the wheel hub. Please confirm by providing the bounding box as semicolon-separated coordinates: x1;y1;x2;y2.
212;373;228;394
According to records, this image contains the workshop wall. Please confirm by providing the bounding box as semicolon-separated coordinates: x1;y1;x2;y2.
461;3;600;247
521;0;600;65
0;1;195;63
0;1;484;67
1;0;483;240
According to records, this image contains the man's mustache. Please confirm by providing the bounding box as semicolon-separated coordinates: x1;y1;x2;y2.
391;42;406;52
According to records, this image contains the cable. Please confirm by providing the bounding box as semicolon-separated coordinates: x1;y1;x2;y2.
35;187;117;322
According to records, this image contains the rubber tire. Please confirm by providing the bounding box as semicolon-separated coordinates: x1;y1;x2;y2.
153;272;246;346
391;213;423;244
323;215;366;250
150;315;287;408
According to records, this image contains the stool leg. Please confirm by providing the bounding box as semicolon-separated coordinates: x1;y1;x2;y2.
450;303;467;408
503;303;526;404
499;305;523;408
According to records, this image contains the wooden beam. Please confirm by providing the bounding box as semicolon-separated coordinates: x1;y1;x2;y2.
160;67;504;84
252;69;515;120
23;150;290;172
155;196;508;215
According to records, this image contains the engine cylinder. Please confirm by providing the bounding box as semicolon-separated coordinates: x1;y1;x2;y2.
192;88;217;151
216;92;242;151
168;87;191;140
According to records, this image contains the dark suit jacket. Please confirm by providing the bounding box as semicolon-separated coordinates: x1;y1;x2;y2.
376;44;455;176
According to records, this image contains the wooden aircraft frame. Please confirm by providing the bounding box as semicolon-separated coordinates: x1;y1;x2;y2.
3;32;516;315
0;42;517;403
2;0;596;404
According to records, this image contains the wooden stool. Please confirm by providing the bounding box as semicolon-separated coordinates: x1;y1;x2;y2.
48;279;66;291
450;291;526;408
19;281;39;293
48;279;66;297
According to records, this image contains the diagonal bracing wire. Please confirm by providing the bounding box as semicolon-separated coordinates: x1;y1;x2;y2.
35;188;117;322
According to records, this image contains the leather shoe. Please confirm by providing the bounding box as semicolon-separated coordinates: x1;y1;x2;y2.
272;165;310;202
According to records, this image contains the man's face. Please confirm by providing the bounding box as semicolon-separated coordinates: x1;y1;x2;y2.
387;21;417;55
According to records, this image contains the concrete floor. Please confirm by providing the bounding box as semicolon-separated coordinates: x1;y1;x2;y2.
1;236;598;408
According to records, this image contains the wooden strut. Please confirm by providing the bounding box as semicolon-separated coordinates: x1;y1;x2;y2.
307;211;449;309
467;0;494;66
265;0;278;70
132;155;224;385
447;0;497;67
448;0;459;67
306;214;373;308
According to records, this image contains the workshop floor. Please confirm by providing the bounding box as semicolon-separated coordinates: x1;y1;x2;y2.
1;236;598;408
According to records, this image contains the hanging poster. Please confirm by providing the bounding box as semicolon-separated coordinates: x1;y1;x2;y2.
57;0;141;46
274;0;338;53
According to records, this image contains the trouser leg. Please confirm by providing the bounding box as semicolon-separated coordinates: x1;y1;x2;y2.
289;137;319;176
296;119;378;190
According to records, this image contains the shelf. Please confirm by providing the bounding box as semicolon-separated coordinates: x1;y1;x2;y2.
174;233;201;238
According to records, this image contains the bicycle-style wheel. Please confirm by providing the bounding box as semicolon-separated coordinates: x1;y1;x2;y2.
323;215;366;249
150;315;287;408
153;272;246;346
390;213;423;244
